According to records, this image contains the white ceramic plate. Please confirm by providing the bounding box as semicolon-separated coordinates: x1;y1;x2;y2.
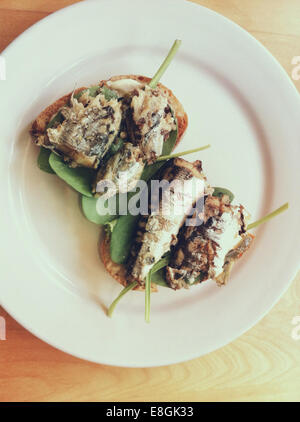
0;0;299;367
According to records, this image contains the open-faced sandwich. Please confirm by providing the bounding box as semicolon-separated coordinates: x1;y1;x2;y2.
102;157;256;321
30;40;288;322
103;154;287;322
31;40;188;196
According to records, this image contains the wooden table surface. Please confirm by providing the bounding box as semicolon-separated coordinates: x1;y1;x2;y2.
0;0;299;402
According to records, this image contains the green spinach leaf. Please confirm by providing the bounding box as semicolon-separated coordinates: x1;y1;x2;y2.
109;137;124;155
47;111;64;129
88;86;100;98
149;253;171;288
74;85;118;101
110;214;140;264
49;153;94;197
101;86;118;101
212;187;234;203
73;89;87;100
81;196;117;225
37;147;55;174
151;269;169;287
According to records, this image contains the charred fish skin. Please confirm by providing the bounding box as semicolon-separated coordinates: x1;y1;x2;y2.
166;194;252;289
93;142;144;197
34;91;122;169
128;85;176;164
126;158;207;285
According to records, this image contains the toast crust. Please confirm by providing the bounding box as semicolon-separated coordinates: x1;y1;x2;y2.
100;234;158;292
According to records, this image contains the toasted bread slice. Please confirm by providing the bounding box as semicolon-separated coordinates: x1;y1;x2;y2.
100;234;158;292
31;75;188;148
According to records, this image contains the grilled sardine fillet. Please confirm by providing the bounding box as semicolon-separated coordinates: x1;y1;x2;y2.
215;233;254;286
127;158;208;284
94;84;177;197
129;85;177;163
166;195;253;289
101;75;188;149
94;142;144;197
33;91;122;168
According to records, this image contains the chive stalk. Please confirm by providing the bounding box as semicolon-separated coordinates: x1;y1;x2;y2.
107;281;138;317
149;40;182;89
247;202;289;230
157;144;211;162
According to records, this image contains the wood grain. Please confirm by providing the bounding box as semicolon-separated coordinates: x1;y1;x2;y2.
0;0;300;402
